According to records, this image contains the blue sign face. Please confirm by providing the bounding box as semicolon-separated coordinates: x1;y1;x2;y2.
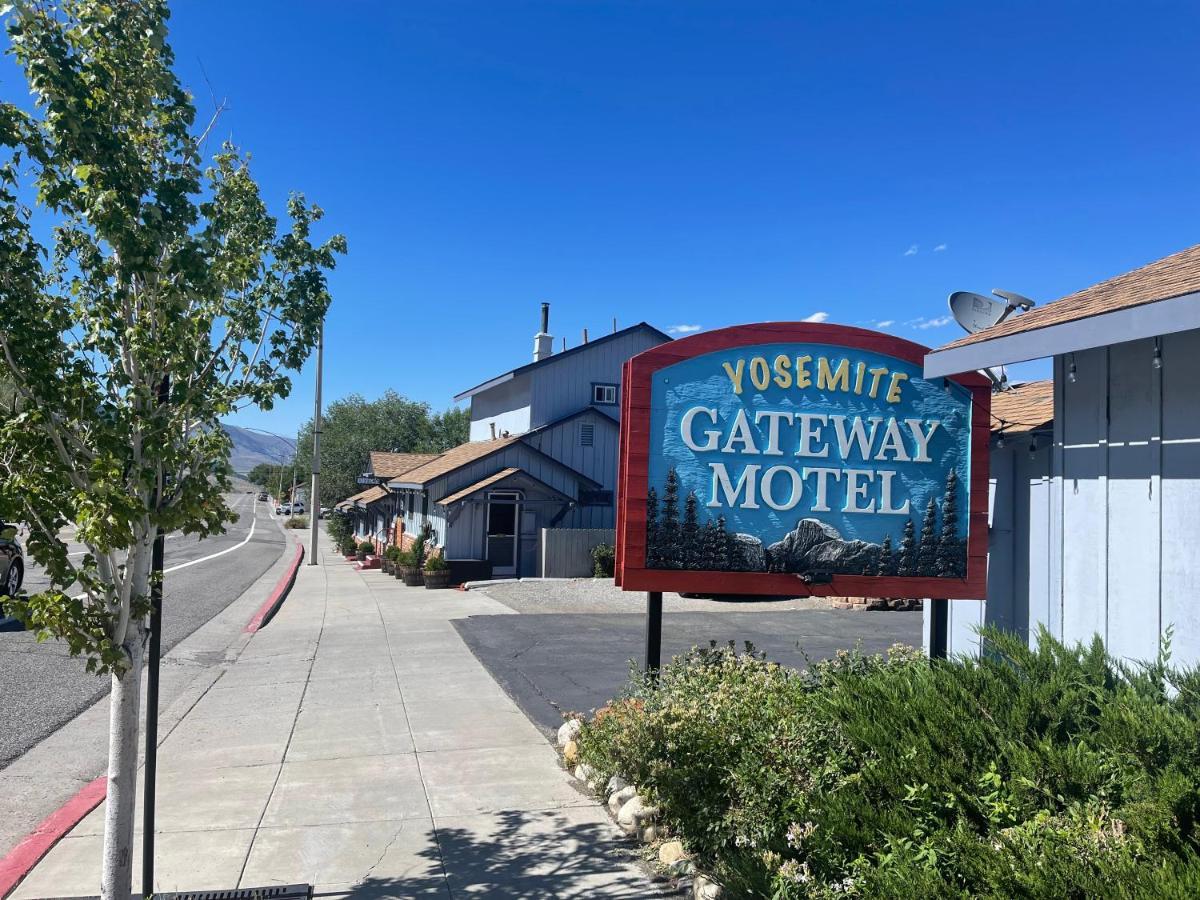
644;342;973;577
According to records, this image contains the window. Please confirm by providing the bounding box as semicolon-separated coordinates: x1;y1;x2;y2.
580;423;595;447
579;489;613;506
592;383;618;405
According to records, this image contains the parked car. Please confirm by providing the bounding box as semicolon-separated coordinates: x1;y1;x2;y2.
257;492;268;501
319;506;330;520
292;501;305;514
281;503;292;515
275;504;284;515
0;521;24;610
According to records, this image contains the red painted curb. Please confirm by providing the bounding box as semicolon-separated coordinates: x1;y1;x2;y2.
244;542;305;633
0;775;106;898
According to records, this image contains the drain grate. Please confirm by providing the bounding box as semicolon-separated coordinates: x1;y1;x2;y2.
47;886;312;900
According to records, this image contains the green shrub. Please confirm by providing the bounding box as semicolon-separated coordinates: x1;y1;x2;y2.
576;630;1200;898
283;515;308;529
592;543;615;577
394;549;416;568
326;509;352;546
424;552;448;572
357;540;375;554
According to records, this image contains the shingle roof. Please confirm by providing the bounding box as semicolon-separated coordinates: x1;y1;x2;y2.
389;436;523;486
368;451;439;479
452;322;672;401
335;485;388;510
437;466;576;506
990;380;1053;435
939;243;1200;351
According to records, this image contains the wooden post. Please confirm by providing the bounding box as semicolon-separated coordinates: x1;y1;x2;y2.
645;591;662;677
929;597;949;659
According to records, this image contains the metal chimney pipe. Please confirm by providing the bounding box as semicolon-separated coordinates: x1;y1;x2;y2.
540;302;550;334
582;328;589;344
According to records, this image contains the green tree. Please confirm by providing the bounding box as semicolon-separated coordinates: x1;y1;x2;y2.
897;519;917;576
0;3;344;895
877;533;896;577
645;486;660;568
293;390;467;505
917;496;939;576
659;468;681;568
936;469;964;577
682;490;701;568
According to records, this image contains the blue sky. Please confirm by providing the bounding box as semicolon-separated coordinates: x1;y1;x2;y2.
10;1;1200;437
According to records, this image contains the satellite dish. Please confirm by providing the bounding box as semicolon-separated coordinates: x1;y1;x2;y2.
948;291;1009;335
991;289;1036;311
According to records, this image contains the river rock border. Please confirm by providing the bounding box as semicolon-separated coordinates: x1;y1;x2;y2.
557;717;723;899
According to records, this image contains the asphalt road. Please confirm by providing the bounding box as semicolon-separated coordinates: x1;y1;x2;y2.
454;609;923;735
0;492;287;769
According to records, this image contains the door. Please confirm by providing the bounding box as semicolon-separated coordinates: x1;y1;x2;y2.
518;509;538;577
486;492;520;576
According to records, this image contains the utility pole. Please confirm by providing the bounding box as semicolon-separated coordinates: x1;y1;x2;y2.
308;323;323;563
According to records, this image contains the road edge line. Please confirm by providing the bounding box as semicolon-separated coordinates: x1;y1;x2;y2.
244;541;305;633
0;775;106;898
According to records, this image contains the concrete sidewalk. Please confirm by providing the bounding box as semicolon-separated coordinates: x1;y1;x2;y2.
12;536;664;898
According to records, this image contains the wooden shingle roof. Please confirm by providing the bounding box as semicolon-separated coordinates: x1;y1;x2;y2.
990;380;1053;435
335;485;388;509
390;436;523;487
940;243;1200;352
368;451;439;479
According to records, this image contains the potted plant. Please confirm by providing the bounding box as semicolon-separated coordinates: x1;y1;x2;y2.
393;546;406;579
423;552;451;589
396;549;424;587
340;536;357;559
356;540;374;562
381;546;394;574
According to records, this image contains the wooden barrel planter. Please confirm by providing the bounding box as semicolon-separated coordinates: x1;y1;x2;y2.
423;569;452;589
399;566;424;587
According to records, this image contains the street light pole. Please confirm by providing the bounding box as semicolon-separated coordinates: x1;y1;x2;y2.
308;323;323;564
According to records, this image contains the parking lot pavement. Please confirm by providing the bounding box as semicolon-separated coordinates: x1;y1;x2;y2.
453;608;923;735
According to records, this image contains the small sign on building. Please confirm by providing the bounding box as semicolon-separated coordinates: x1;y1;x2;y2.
616;323;990;599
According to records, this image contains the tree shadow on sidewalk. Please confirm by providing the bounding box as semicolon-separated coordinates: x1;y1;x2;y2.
326;808;679;899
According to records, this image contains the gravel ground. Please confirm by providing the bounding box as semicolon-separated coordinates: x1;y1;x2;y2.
472;577;837;614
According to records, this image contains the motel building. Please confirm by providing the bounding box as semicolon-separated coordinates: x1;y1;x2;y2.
339;306;671;579
924;243;1200;666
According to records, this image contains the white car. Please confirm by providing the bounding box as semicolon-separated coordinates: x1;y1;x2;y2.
292;501;305;514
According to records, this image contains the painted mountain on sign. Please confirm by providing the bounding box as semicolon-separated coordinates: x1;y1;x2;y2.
765;519;881;575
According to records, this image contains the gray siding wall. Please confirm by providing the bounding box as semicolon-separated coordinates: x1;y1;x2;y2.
541;528;615;577
521;412;619;529
468;374;532;440
429;443;582;560
929;328;1200;668
527;329;666;429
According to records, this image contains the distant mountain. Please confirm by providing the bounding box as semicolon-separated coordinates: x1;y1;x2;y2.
222;424;295;475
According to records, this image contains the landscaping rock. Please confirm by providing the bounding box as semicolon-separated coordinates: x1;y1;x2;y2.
605;774;628;797
617;795;658;835
608;784;637;816
638;822;661;842
575;761;597;785
562;739;579;767
557;718;583;747
659;840;687;867
694;874;724;899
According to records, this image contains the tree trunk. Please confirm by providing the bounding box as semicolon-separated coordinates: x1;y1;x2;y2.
100;625;145;900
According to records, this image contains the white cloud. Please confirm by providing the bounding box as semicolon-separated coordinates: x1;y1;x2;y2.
933;243;947;252
802;311;830;323
667;324;702;334
909;315;954;330
904;244;919;257
876;319;895;328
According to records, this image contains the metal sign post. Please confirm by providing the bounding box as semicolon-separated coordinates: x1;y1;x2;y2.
644;591;662;676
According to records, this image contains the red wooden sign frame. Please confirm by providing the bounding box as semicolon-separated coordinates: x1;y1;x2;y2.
615;322;991;600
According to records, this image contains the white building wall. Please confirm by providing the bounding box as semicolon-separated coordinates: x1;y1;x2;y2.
468;374;532;440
